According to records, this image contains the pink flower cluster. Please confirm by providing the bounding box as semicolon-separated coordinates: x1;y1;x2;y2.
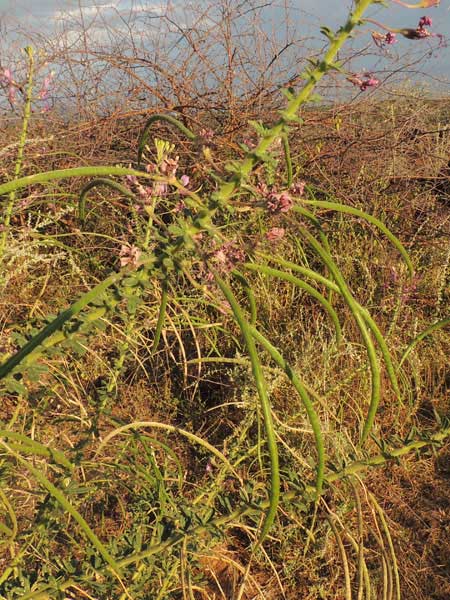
291;181;306;196
400;15;444;41
39;72;54;112
349;74;380;92
212;241;245;273
160;156;179;177
267;191;293;214
372;31;397;48
119;244;142;268
200;128;214;143
126;170;190;208
126;175;153;205
1;68;16;104
418;16;432;29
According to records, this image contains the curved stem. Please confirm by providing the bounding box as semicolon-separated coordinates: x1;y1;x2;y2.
0;166;152;198
243;263;342;345
78;178;137;222
213;270;279;546
250;325;325;498
137;113;197;165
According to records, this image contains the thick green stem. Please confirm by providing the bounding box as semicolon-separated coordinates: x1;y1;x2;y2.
213;0;374;203
0;166;153;198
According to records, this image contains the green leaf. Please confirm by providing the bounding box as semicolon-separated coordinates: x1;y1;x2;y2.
4;376;28;396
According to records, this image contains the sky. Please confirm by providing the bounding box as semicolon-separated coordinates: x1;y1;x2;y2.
0;1;449;96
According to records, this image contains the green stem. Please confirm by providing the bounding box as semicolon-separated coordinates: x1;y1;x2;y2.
78;178;137;223
0;166;153;198
297;226;381;445
213;271;279;546
151;282;169;353
213;0;374;203
282;133;293;187
399;317;450;367
250;325;325;498
19;424;450;599
0;47;34;260
137;113;197;165
301;197;413;276
0;440;120;574
0;259;153;379
243;263;342;344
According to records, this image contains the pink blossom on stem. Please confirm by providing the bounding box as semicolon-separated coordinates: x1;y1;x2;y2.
137;186;153;201
154;182;168;196
360;77;380;91
372;31;397;48
267;191;293;213
126;175;138;185
200;128;214;142
160;156;179;176
180;174;190;187
39;72;54;100
2;68;16;104
119;244;142;268
418;16;433;29
291;181;306;196
385;32;397;45
349;74;380;92
401;27;432;39
213;241;245;273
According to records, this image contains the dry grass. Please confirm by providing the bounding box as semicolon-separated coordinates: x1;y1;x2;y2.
0;37;449;600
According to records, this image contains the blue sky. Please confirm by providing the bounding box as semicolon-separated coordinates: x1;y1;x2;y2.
0;1;449;91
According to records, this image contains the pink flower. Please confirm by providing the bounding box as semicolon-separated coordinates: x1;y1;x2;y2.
180;174;190;187
153;182;168;196
267;191;293;213
119;244;142;268
360;77;380;91
242;136;257;150
160;156;179;176
349;74;380;92
266;227;285;242
2;68;16;104
385;32;397;45
39;72;54;100
213;241;245;272
372;31;397;48
200;128;214;142
401;27;432;39
418;16;432;29
291;181;306;196
137;186;152;201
